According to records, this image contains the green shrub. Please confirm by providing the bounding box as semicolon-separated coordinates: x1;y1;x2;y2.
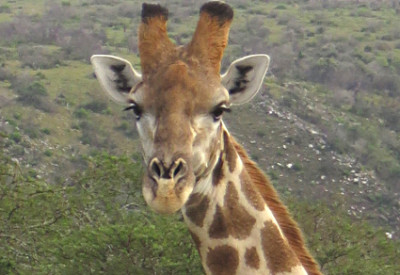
290;199;400;274
13;113;21;120
24;127;40;139
12;78;54;112
0;4;11;13
10;145;25;157
41;128;51;135
256;129;266;138
0;67;12;81
275;4;287;10
116;121;128;131
14;81;48;97
0;153;202;274
74;108;89;119
292;162;302;171
18;46;63;69
83;100;108;113
268;170;279;181
10;131;21;143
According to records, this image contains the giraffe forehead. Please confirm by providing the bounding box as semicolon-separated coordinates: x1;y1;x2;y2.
139;59;228;112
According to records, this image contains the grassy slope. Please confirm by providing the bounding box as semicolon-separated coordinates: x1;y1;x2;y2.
0;0;398;227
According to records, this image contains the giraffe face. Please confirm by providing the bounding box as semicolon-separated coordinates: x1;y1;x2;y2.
91;53;269;214
129;61;229;214
90;2;270;214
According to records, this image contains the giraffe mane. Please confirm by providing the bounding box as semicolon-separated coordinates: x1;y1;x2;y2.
231;137;322;275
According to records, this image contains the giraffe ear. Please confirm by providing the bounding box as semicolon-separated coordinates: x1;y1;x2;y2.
221;54;270;105
91;55;142;105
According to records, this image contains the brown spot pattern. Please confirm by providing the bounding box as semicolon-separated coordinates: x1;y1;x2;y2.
206;245;239;275
209;183;256;240
184;193;210;227
223;132;237;173
208;205;229;239
212;154;224;186
261;221;300;273
245;247;260;269
224;182;256;240
240;171;265;211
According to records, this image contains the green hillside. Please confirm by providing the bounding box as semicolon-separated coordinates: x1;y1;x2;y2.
0;0;399;274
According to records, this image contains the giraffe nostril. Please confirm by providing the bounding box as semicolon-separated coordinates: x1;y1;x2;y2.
174;161;183;177
150;159;163;179
153;163;161;177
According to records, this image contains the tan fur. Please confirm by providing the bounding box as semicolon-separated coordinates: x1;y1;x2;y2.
231;138;322;275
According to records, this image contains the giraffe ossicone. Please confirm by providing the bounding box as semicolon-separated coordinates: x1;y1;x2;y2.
91;1;321;274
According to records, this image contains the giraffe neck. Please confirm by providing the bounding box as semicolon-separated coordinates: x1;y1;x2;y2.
182;129;307;275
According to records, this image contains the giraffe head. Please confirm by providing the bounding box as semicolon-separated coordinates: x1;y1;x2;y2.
91;2;269;214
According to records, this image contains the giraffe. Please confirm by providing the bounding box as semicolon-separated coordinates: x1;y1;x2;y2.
90;2;321;274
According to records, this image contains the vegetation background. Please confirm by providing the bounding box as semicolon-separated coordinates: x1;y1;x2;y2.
0;0;399;274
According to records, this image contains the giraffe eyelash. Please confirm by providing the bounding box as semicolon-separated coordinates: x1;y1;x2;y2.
211;106;231;121
124;103;143;120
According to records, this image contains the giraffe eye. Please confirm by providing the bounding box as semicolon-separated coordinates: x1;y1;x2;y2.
124;103;142;120
211;106;230;121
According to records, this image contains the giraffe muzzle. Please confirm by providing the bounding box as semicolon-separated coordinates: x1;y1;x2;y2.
143;157;195;214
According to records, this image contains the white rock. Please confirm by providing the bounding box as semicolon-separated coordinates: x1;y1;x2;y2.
11;158;19;165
